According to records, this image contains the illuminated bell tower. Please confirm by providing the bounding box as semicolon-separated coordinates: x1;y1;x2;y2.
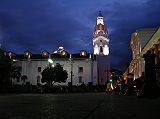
93;11;109;55
93;11;110;85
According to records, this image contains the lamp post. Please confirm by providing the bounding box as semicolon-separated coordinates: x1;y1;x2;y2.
89;54;93;85
48;58;54;67
71;62;73;88
69;54;73;92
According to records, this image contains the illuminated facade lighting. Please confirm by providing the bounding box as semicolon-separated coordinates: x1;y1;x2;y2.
80;50;87;56
42;51;49;57
61;51;66;56
12;59;17;62
25;52;29;56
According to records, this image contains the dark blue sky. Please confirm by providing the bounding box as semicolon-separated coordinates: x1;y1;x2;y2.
0;0;160;71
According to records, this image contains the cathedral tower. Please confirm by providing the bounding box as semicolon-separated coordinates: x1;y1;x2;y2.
93;11;109;55
93;11;110;84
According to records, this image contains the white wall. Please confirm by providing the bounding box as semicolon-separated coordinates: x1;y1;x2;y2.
13;58;98;86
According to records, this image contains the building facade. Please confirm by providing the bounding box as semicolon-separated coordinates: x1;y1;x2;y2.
129;28;160;80
9;48;98;86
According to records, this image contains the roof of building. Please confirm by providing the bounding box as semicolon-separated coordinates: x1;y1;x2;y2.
11;53;97;60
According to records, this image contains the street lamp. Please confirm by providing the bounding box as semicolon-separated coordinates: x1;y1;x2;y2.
48;58;54;68
48;58;53;64
109;79;113;83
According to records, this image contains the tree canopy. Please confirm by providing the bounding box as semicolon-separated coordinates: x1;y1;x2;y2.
41;63;68;86
10;65;21;81
21;75;28;85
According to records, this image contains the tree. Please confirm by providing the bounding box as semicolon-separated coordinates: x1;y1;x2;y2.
41;63;68;86
0;49;11;88
21;75;28;85
10;65;21;84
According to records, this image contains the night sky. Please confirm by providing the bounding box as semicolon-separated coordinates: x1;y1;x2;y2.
0;0;160;71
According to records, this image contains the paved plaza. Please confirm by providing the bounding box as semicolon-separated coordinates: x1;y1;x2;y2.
0;93;160;119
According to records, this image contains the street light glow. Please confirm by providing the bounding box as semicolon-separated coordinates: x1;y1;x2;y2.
48;58;53;63
52;64;54;67
12;59;17;62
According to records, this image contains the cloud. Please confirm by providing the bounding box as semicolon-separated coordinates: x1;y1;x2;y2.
0;0;90;52
0;0;160;71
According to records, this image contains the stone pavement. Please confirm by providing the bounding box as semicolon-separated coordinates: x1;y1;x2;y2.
0;93;160;119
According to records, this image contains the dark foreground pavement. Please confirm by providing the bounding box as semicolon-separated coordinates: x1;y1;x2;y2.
0;93;160;119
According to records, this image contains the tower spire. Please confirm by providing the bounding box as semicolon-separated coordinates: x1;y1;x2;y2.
98;11;103;17
97;11;104;25
94;11;108;35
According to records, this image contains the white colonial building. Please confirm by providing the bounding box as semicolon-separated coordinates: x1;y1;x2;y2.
9;48;98;86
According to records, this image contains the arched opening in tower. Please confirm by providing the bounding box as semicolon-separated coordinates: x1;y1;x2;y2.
100;46;103;53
